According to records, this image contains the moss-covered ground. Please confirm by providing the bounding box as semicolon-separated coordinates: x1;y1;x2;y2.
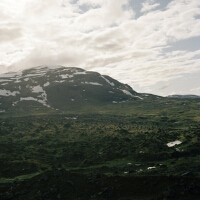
0;97;200;199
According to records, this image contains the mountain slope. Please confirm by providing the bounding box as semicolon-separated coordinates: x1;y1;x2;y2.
0;65;145;115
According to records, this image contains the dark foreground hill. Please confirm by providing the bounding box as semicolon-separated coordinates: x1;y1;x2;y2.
1;168;200;200
0;112;200;199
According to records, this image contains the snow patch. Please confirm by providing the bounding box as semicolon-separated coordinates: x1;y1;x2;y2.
167;140;182;147
0;89;20;96
0;79;12;82
65;117;78;120
20;96;50;108
74;71;87;75
15;80;21;83
121;89;143;100
60;74;73;79
12;101;19;106
24;78;29;81
43;82;50;87
121;89;134;97
32;85;44;93
22;84;50;107
101;76;115;86
20;97;37;101
0;110;5;113
38;91;49;106
85;82;103;86
134;96;143;100
147;167;156;170
54;80;65;83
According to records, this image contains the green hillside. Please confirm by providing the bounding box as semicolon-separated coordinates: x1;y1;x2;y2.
0;66;200;199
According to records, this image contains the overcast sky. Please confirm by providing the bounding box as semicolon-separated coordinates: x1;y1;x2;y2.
0;0;200;96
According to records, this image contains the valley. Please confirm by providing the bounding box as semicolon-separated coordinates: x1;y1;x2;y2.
0;66;200;199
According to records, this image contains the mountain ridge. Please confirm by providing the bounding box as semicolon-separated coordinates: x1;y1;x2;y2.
0;65;149;115
167;94;200;99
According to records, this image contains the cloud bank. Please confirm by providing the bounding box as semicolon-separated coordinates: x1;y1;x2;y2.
0;0;200;96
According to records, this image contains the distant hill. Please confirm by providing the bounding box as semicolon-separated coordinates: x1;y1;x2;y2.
167;94;200;99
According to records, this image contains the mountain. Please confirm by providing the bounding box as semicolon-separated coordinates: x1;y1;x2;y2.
0;65;147;115
167;94;200;99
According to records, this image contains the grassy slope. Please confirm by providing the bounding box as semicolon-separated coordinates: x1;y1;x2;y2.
0;97;200;199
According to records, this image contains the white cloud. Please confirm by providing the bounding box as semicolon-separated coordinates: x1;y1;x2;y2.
0;0;200;96
158;82;173;90
190;87;200;91
75;0;134;31
141;0;160;13
0;27;22;43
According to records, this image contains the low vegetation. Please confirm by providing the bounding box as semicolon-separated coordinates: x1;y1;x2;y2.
0;97;200;199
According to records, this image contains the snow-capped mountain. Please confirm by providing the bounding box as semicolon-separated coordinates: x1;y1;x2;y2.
0;65;145;114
